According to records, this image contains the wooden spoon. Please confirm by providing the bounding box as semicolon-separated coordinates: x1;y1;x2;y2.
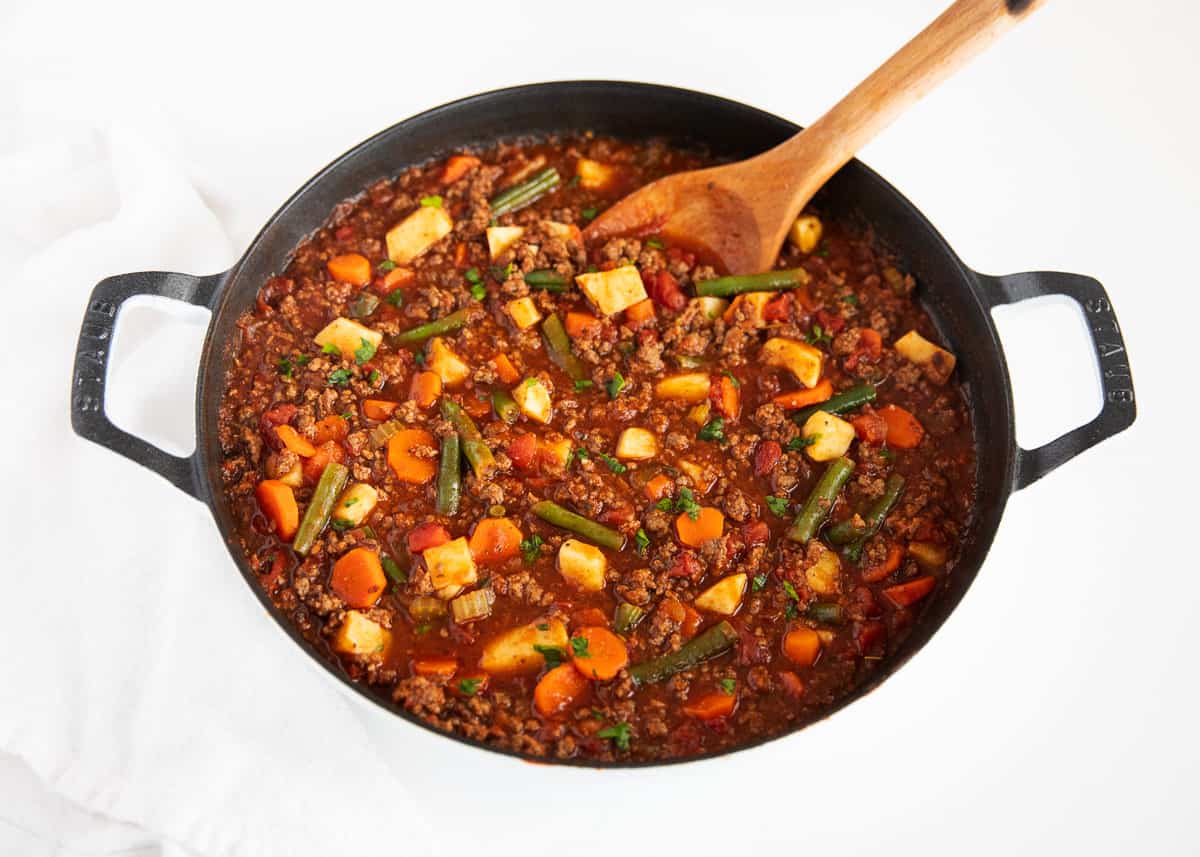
584;0;1045;274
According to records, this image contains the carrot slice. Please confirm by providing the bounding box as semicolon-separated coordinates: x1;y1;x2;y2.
623;298;655;327
441;154;480;185
680;604;702;640
644;473;674;502
363;399;398;421
468;517;524;563
275;424;316;457
412;657;459;678
783;627;822;666
407;521;450;553
565;311;601;339
330;547;387;608
381;267;416;292
409;371;443;409
570;627;629;681
878;404;925;449
313;415;348;445
862;542;905;583
387;428;438;484
255;480;299;540
675;507;725;548
772;378;834;410
709;373;741;419
327;253;371;286
301;440;346;484
683;692;736;721
851;411;888;445
534;663;591;717
883;575;936;607
492;353;520;384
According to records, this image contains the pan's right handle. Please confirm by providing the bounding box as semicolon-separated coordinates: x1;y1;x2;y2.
71;271;223;499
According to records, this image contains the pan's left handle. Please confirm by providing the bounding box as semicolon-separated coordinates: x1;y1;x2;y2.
71;271;224;499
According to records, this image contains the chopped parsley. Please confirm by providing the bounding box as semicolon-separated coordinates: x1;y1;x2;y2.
676;487;701;521
457;678;482;696
276;356;294;378
470;282;487;301
606;371;626;399
655;498;673;512
329;518;354;532
787;435;818;452
573;378;594;392
581;207;598;221
520;534;544;564
490;262;514;281
533;644;565;669
567;174;581;187
697;417;726;443
806;324;833;347
386;288;404;307
322;342;342;356
573;446;590;465
570;636;590;658
645;237;665;250
765;495;790;517
378;260;397;273
635;528;650;554
718;678;736;695
419;194;443;208
536;623;550;631
413;351;426;366
327;368;352;387
782;580;801;603
464;267;482;284
354;337;376;365
296;354;311;366
597;452;627;474
596;722;632;751
414;622;434;635
880;448;895;461
586;264;599;274
368;369;381;386
752;572;768;592
841;293;859;306
381;556;407;584
816;240;830;258
343;497;359;508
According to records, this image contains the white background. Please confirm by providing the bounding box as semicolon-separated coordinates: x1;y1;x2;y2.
3;0;1198;854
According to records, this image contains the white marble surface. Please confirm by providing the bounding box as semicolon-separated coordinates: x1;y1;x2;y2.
2;0;1197;854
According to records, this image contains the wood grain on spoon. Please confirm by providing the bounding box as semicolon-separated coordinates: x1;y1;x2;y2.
584;0;1045;274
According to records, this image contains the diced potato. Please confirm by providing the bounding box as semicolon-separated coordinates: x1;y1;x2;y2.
332;483;378;528
512;377;553;424
800;410;856;461
575;157;616;190
788;214;823;254
894;330;957;381
424;536;478;600
386;206;454;264
694;573;748;615
762;337;824;388
542;221;582;243
576;266;647;316
805;550;841;595
428;336;470;387
722;291;773;327
908;541;948;569
505;296;543;330
332;611;392;657
541;437;573;470
278;459;303;488
677;459;715;494
687;402;711;426
816;629;836;646
481;618;568;675
616;427;658;461
654;372;711;403
690;296;729;320
486;225;525;260
314;317;383;362
557;538;607;592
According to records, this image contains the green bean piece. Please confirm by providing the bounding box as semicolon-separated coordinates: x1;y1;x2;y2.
786;457;856;543
292;462;350;555
629;621;739;685
390;308;470;346
381;555;408;584
805;602;844;625
843;474;905;562
436;433;461;516
491;387;520;424
347;291;380;319
826;518;868;545
540;313;587;381
791;383;877;426
525;269;569;290
613;602;646;635
489;167;561;217
531;500;625;550
694;267;810;298
440;399;496;479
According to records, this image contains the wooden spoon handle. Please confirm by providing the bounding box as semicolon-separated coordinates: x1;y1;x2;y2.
763;0;1045;210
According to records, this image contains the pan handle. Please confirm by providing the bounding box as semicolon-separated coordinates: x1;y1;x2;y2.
70;271;223;499
975;271;1136;490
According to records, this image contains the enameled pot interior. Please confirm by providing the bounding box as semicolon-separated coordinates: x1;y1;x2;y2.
197;82;1016;765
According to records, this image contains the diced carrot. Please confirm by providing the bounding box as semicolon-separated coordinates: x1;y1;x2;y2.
387;428;438;484
492;353;520;384
255;480;299;540
381;266;416;292
883;575;936;607
363;399;398;421
644;473;674;502
793;286;818;311
409;371;442;409
507;433;540;471
407;521;451;554
441;154;481;185
675;506;725;548
468;517;524;563
565;311;601;339
313;415;349;445
878;404;925;449
779;670;806;698
453;242;468;267
463;394;491;419
302;440;346;483
412;657;459;678
275;424;316;457
624;298;655;327
572;608;609;629
327;253;371;286
534;663;591;717
680;604;702;640
783;627;822;666
330;547;387;608
709;373;741;420
862;542;905;583
772;378;834;411
852;411;888;445
683;692;736;721
570;627;629;681
858;328;883;357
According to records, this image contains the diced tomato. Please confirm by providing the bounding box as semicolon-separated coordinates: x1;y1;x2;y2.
407;521;451;554
753;440;782;476
814;308;845;335
507;433;540;470
259;403;298;449
643;269;687;312
852;412;888;445
667;551;704;581
601;502;636;525
741;519;770;546
763;293;791;323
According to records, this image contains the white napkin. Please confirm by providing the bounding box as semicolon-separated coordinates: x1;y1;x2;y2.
0;125;437;857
